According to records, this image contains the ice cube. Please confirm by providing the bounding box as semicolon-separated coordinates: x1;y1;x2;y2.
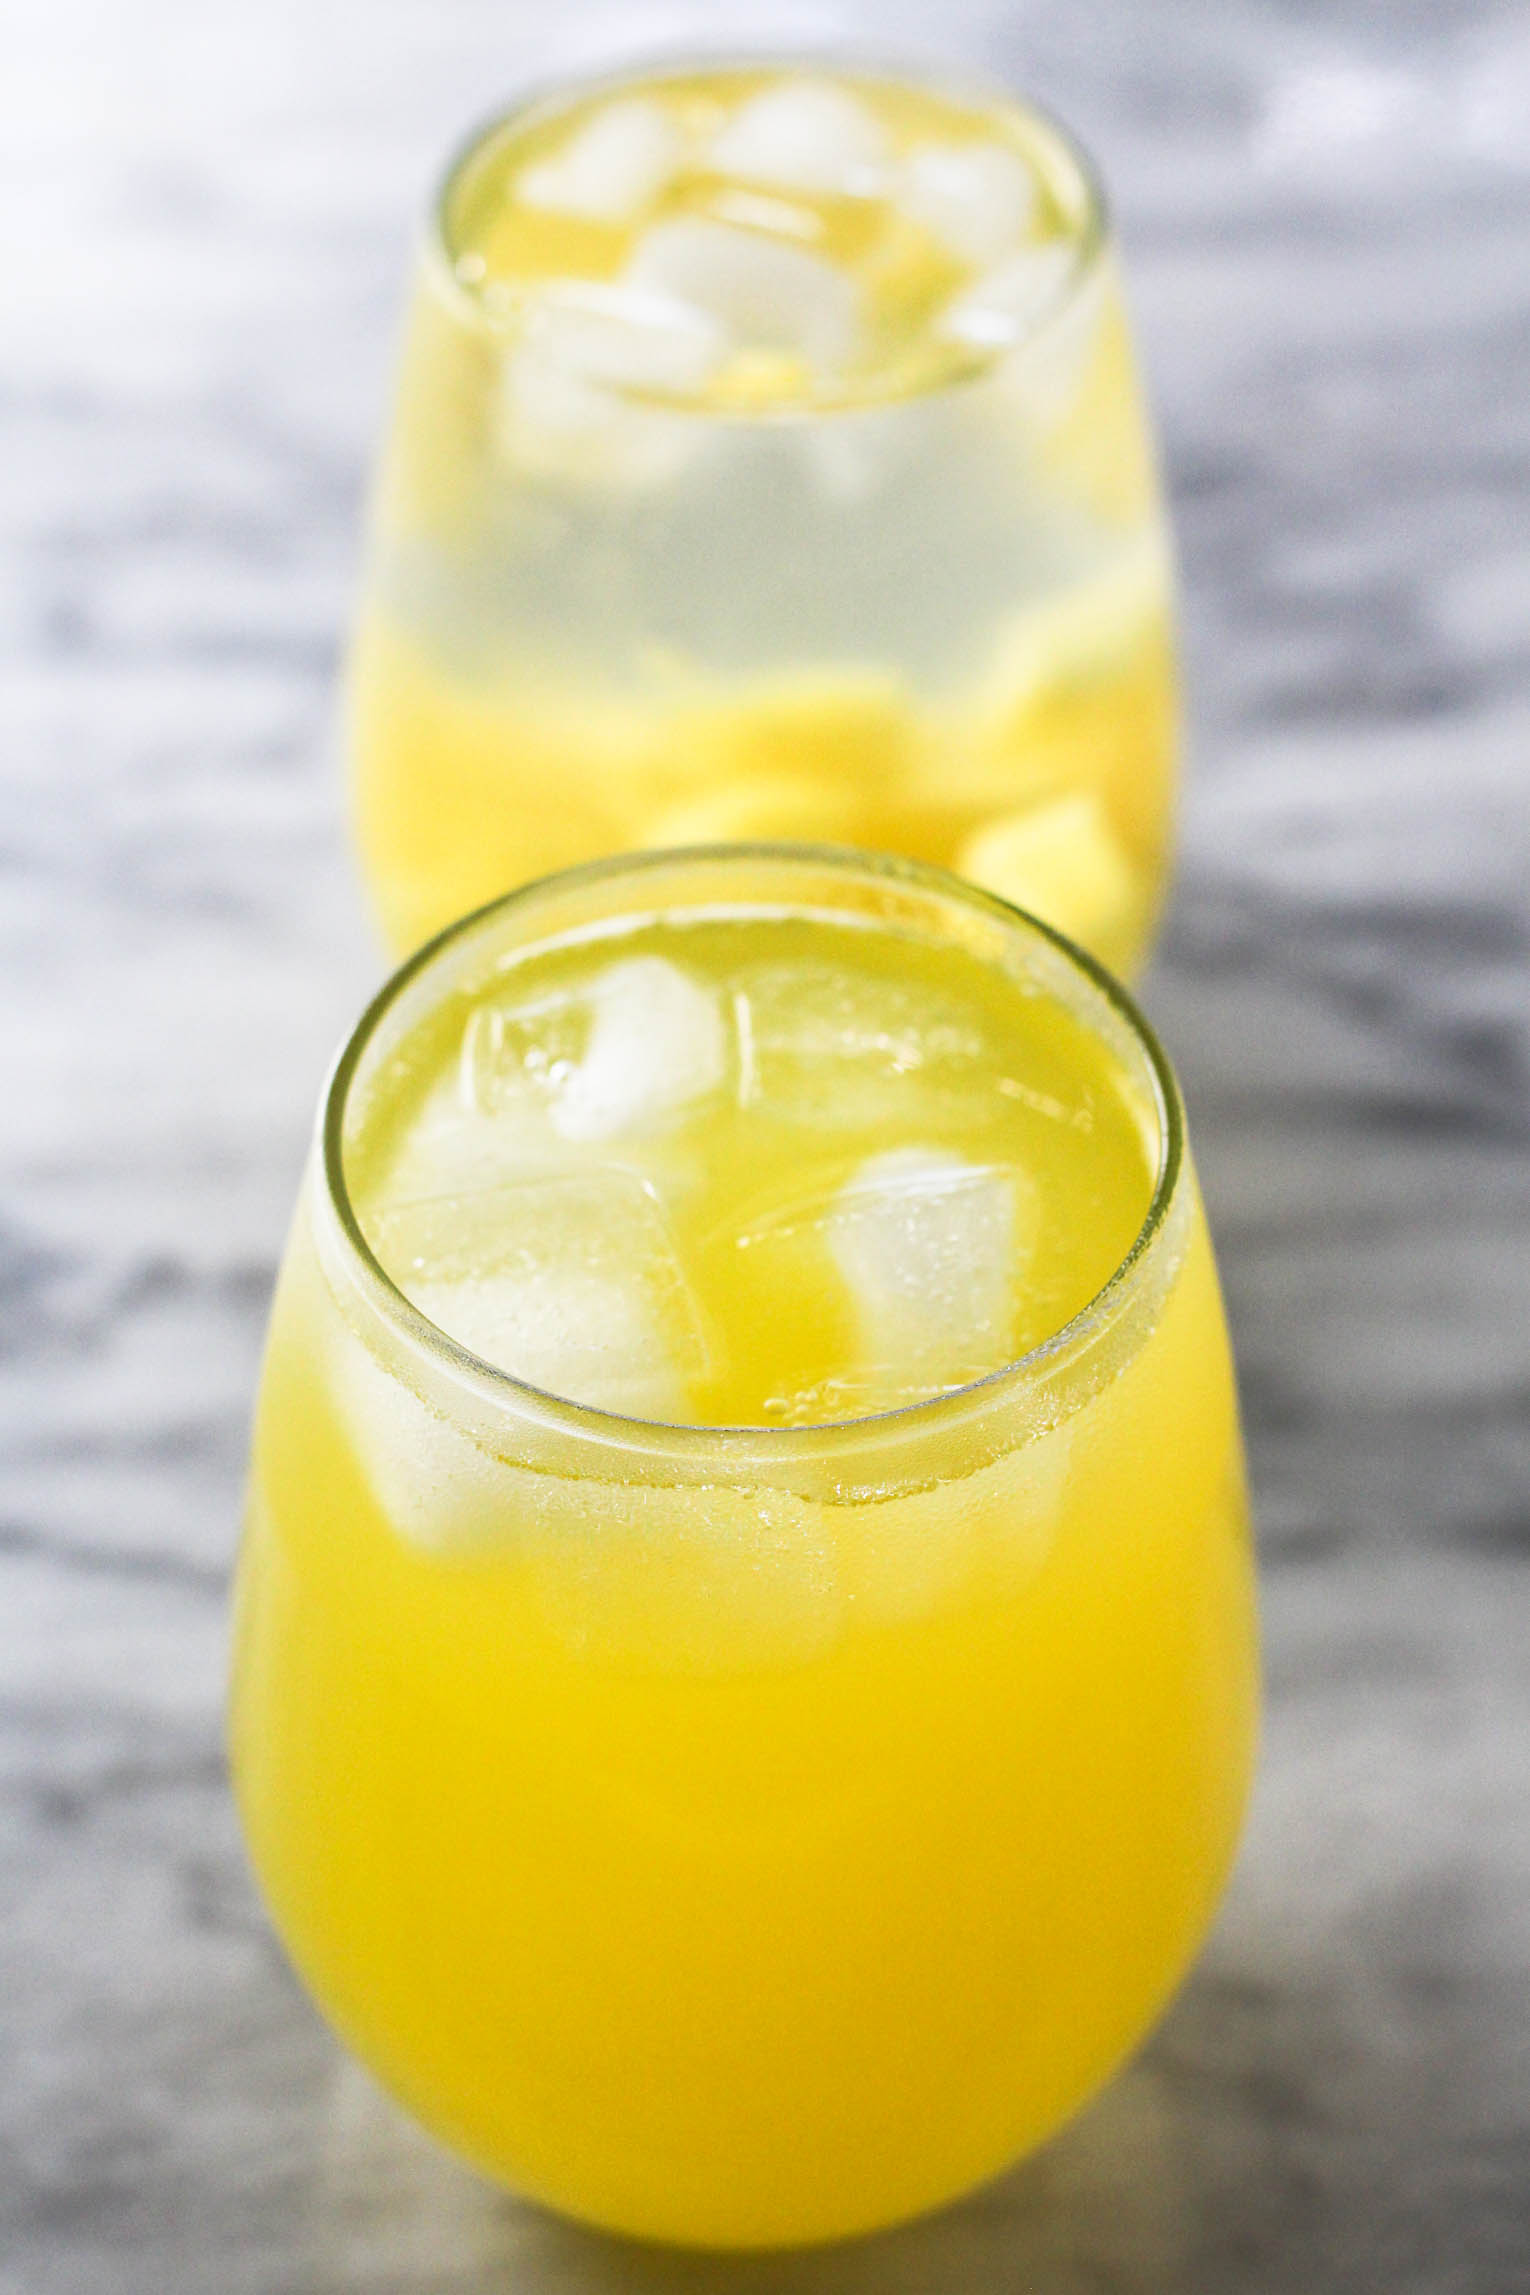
551;956;726;1143
957;793;1140;960
320;1309;512;1552
708;78;892;195
940;242;1076;348
734;960;988;1130
624;218;857;375
517;97;685;224
899;141;1036;267
522;279;725;394
365;1168;709;1418
826;1147;1033;1400
499;345;695;493
369;1098;548;1221
352;1013;567;1213
458;988;588;1118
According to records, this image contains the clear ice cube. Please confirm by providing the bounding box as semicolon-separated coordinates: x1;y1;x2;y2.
322;1310;509;1552
458;987;587;1117
522;280;726;394
737;1146;1036;1421
624;218;858;376
940;243;1076;348
825;1147;1032;1401
708;79;892;195
452;955;726;1149
517;98;686;224
731;960;989;1130
366;1168;709;1419
499;348;697;493
550;956;727;1143
899;142;1036;268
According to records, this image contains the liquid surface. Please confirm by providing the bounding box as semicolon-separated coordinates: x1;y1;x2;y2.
446;65;1093;411
347;913;1155;1426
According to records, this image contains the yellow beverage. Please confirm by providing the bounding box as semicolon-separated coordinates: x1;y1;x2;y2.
350;63;1179;969
231;849;1255;2248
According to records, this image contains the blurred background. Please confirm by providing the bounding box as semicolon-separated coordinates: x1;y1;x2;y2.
3;3;1529;2290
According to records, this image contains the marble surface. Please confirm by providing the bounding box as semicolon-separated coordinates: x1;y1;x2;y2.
4;2;1529;2288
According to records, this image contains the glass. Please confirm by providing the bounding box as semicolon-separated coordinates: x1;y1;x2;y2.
230;846;1257;2250
348;58;1180;974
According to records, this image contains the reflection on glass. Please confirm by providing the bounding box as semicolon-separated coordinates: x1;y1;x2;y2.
232;849;1257;2250
350;62;1180;971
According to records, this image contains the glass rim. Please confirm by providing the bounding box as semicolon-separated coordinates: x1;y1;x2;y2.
421;47;1113;419
318;844;1186;1461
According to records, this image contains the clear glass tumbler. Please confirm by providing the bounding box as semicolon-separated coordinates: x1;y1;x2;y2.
348;59;1180;972
231;847;1257;2250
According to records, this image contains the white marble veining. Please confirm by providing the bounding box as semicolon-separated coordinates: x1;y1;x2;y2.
3;3;1529;2289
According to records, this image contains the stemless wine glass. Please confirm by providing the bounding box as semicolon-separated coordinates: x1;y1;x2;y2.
349;57;1179;973
230;846;1257;2251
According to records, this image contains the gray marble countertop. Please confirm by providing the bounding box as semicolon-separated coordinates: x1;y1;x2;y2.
4;3;1529;2289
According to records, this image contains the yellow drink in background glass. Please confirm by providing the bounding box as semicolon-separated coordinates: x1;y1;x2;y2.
230;848;1256;2249
350;62;1179;970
